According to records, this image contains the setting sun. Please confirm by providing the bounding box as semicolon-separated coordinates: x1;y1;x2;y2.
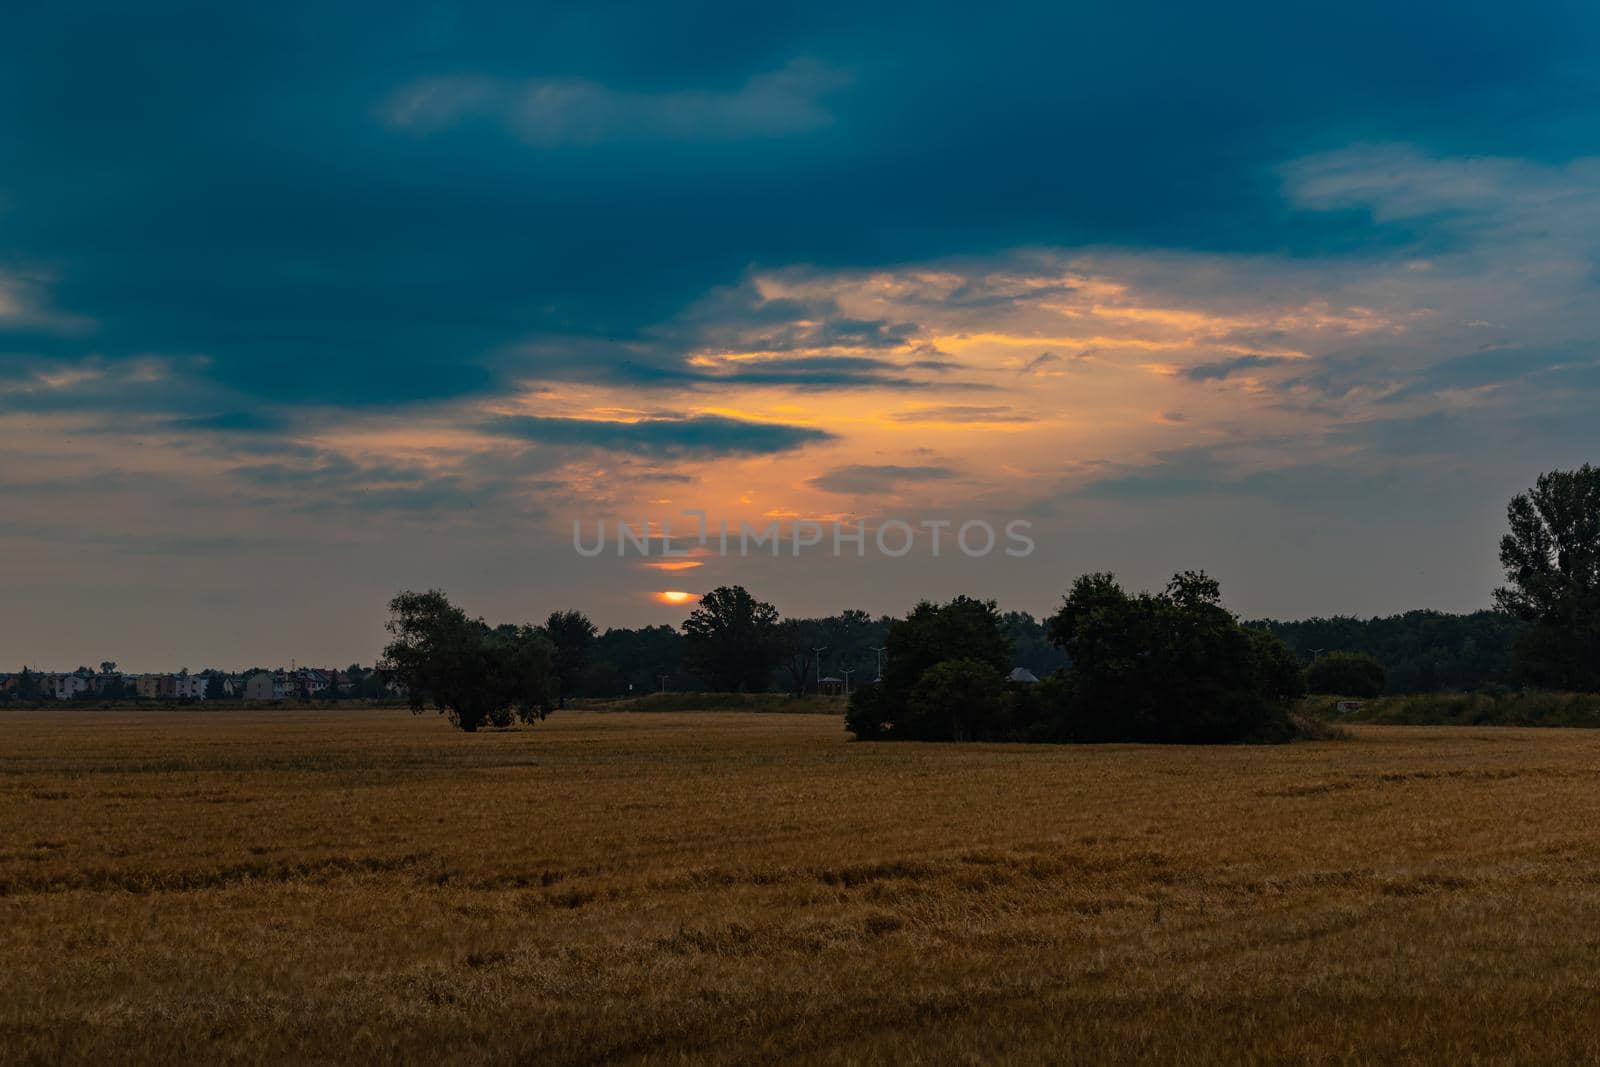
653;590;697;605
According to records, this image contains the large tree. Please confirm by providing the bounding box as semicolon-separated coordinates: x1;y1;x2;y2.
380;590;555;731
846;595;1012;740
681;585;781;692
545;609;598;708
1494;465;1600;691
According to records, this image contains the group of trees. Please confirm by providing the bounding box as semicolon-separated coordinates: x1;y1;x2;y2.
382;464;1600;738
846;573;1305;744
1250;611;1522;694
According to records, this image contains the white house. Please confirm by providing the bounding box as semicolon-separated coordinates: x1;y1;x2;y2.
175;675;209;700
50;673;91;700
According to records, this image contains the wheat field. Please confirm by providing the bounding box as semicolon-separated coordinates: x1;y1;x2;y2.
4;709;1600;1064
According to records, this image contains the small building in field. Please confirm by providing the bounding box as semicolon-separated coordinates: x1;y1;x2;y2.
818;676;845;696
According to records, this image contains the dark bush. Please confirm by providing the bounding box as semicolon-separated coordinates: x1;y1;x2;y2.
1305;650;1386;698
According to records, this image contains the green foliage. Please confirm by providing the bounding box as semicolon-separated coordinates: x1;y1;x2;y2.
1328;690;1600;727
1249;628;1309;705
904;659;1010;741
1044;571;1295;744
545;609;598;708
1249;610;1523;693
1305;650;1386;698
847;576;1295;745
1002;611;1070;675
884;595;1011;695
843;683;887;740
846;595;1012;740
1495;464;1600;691
682;586;782;692
380;590;556;732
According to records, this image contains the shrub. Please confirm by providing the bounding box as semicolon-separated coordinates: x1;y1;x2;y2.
903;659;1009;741
1305;651;1386;698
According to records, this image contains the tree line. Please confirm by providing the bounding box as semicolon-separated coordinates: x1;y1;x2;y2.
383;464;1600;740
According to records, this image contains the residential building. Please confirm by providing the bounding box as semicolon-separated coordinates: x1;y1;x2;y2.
243;672;282;702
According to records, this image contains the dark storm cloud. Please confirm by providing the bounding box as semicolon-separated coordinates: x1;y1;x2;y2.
2;0;1593;417
481;414;834;457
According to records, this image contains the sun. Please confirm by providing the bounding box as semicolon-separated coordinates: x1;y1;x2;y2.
653;590;697;605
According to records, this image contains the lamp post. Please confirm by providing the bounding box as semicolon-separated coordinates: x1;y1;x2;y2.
873;646;887;682
811;646;828;694
841;666;856;698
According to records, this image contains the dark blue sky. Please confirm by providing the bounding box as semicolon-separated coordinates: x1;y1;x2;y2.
5;1;1595;405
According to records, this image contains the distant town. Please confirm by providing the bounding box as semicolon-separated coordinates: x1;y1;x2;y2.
0;664;400;704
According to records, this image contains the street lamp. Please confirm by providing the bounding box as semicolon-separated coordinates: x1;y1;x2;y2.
811;645;828;693
873;646;887;682
841;666;856;697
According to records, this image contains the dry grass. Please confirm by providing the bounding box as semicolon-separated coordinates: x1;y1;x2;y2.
5;709;1600;1064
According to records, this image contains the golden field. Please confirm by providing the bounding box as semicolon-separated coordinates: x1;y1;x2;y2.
4;709;1600;1064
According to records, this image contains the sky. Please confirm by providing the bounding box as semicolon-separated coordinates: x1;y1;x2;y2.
4;1;1600;670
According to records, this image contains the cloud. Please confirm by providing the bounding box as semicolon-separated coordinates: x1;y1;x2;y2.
383;59;848;145
480;413;834;457
1019;351;1063;375
1381;345;1600;401
806;464;958;494
1181;354;1294;382
503;339;969;392
888;405;1035;424
163;411;292;434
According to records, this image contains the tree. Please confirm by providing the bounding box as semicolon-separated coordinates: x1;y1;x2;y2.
581;625;697;696
546;609;598;708
1248;628;1308;705
1248;610;1523;693
99;661;118;675
1043;572;1296;743
882;595;1011;698
681;586;781;692
380;589;556;732
1304;650;1386;698
1494;465;1600;691
846;595;1012;739
904;658;1009;741
777;619;823;697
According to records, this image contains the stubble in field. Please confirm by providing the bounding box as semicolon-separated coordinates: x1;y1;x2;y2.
4;709;1600;1063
